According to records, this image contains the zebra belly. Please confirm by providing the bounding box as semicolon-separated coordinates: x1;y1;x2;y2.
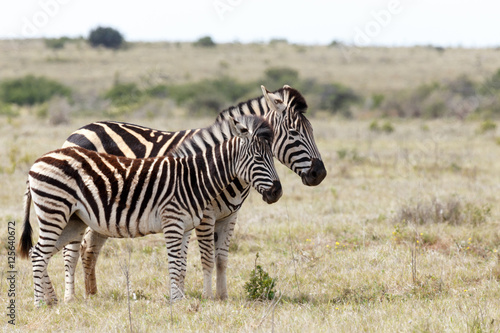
74;203;163;238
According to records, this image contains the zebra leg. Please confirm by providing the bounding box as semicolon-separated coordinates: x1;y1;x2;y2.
161;216;186;302
32;214;85;307
177;230;191;292
214;212;238;300
195;209;217;299
31;242;57;307
80;228;108;297
60;217;89;302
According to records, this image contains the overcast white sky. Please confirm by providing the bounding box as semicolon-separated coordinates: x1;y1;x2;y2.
0;0;498;47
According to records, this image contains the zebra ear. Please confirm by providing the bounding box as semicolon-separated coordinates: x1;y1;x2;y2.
261;85;286;113
228;116;250;138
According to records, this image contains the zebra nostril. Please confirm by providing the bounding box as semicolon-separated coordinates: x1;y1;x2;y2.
271;181;282;198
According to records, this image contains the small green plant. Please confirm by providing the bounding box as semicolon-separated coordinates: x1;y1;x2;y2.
369;120;394;133
0;103;18;117
337;148;348;160
477;120;496;134
381;121;395;133
369;120;380;132
244;253;277;300
371;94;385;109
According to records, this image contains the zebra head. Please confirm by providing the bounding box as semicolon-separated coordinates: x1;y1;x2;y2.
261;85;327;186
229;116;282;204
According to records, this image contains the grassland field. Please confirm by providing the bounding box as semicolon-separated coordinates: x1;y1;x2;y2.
0;40;500;332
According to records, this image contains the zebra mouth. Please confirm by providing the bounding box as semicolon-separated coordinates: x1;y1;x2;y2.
262;180;282;204
301;158;327;186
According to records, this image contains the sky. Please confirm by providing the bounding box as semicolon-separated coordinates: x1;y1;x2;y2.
0;0;498;47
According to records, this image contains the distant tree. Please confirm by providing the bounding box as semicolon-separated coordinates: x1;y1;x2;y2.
329;40;343;47
88;26;124;49
194;36;216;48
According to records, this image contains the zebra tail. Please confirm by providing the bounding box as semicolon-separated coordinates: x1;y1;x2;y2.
18;180;33;259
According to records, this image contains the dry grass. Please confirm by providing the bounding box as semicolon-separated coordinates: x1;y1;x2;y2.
1;114;500;332
1;40;500;96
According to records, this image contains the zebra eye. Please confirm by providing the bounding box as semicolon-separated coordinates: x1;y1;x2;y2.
289;130;300;137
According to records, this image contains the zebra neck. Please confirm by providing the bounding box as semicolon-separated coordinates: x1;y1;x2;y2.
193;139;239;205
209;140;239;200
216;95;270;121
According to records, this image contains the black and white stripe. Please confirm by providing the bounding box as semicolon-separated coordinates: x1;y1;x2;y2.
19;116;281;306
62;85;326;300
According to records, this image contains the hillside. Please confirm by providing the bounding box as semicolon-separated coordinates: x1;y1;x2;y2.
1;39;499;96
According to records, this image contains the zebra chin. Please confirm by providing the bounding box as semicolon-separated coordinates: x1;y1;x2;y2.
261;180;283;204
301;158;327;186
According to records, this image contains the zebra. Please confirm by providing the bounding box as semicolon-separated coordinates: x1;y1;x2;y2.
62;85;326;300
19;115;282;306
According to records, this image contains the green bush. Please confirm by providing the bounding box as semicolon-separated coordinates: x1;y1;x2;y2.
262;67;300;90
88;26;124;49
0;75;71;105
186;93;227;115
477;120;497;134
145;84;168;98
482;68;500;93
244;253;277;301
0;103;18;117
448;75;476;97
319;83;361;117
104;82;143;106
371;94;385;109
44;37;70;50
168;77;252;106
193;36;216;48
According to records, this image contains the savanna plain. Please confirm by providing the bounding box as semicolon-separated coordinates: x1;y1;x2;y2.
1;40;500;332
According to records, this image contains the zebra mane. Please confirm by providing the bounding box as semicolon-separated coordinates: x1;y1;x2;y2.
171;116;273;158
216;86;308;122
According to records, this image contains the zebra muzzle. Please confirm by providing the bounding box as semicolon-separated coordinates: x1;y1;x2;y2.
262;180;282;204
301;158;327;186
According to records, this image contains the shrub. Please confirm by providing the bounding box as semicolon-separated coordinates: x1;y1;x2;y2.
482;68;500;92
269;38;288;45
262;67;300;90
44;37;70;50
193;36;216;48
104;82;143;106
0;103;18;117
371;94;385;109
319;83;361;117
477;120;497;134
244;253;277;301
0;75;71;105
447;75;477;97
186;93;227;115
88;26;124;49
369;120;394;133
168;77;252;107
394;196;491;226
145;84;168;98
